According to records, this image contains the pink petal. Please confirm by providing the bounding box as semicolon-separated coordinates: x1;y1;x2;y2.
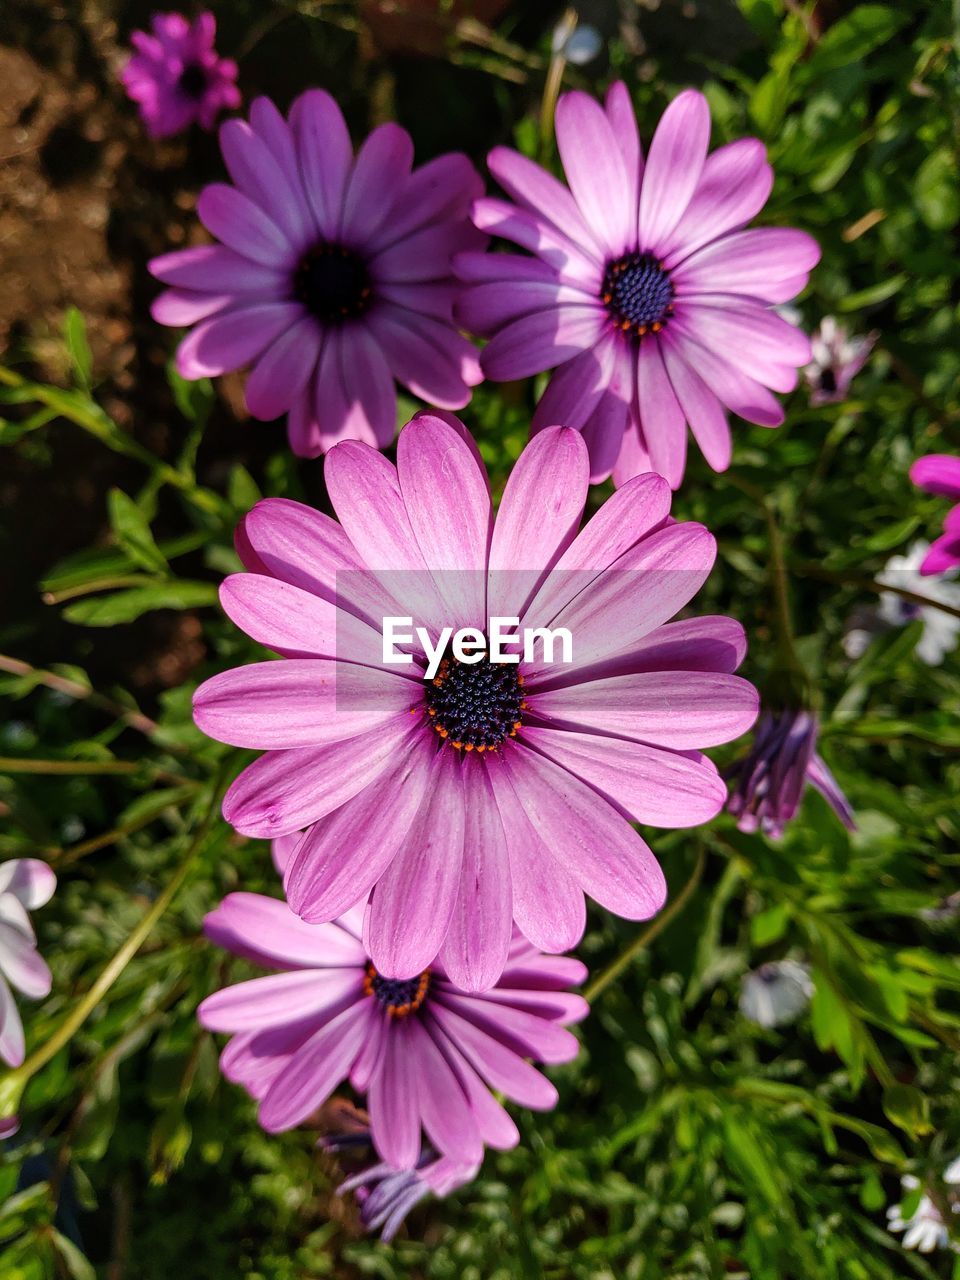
193;659;414;749
673;227;821;300
638;90;711;253
198;968;363;1033
203;892;366;970
197;184;294;268
0;859;56;910
428;1002;558;1110
342;123;414;248
369;1018;422;1169
0;926;52;999
409;1019;483;1164
911;455;960;500
486;146;603;260
660;336;732;471
555;90;634;257
258;998;371;1132
488;426;589;621
149;244;287;293
219;118;313;249
290;90;353;240
604;81;642;210
664;328;785;427
367;747;466;980
637;338;688;489
527;670;759;748
480;306;605;382
661;138;773;266
522;725;726;827
176;304;301;379
440;754;513;993
244;317;322;420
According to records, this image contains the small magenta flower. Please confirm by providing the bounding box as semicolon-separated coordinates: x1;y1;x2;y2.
121;12;241;139
198;882;588;1170
910;455;960;576
803;316;878;406
726;709;854;839
149;92;484;456
457;83;818;487
0;859;56;1068
193;413;758;987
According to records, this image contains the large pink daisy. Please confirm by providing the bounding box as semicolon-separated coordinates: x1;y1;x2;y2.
193;412;758;989
149;91;485;455
457;83;819;487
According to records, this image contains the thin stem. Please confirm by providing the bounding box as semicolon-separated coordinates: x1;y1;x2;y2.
538;8;575;158
584;847;706;1004
42;575;155;604
51;789;198;868
793;564;960;623
12;778;225;1083
0;757;140;776
0;652;160;739
724;472;804;672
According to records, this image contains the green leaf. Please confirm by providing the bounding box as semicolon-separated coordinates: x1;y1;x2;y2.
227;464;261;514
63;307;93;389
915;148;960;232
107;488;169;575
882;1084;932;1136
167;362;214;427
751;902;792;947
49;1231;96;1280
62;581;218;626
802;6;906;77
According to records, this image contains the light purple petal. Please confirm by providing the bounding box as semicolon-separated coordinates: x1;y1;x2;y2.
203;891;366;970
244;317;322;420
637;338;687;489
149;244;287;294
0;926;52;999
259;998;371;1132
486;146;603;260
664;328;784;427
199;968;363;1033
604;81;642;210
660;337;732;472
176;304;301;379
197;184;294;268
480;306;605;382
367;747;465;980
661;138;772;267
219;118;313;248
409;1018;483;1164
638;90;711;253
673;227;821;300
0;860;56;910
428;1002;558;1110
290;90;353;240
501;744;666;920
0;978;25;1069
342;123;414;248
369;1018;422;1169
555;90;633;257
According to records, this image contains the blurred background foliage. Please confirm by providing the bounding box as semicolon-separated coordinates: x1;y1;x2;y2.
1;0;959;1276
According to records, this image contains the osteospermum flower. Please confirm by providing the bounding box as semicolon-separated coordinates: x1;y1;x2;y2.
910;455;960;576
193;412;758;987
726;709;854;838
802;316;877;406
198;883;588;1169
739;960;812;1028
0;859;56;1068
457;83;818;487
149;92;484;456
121;12;241;139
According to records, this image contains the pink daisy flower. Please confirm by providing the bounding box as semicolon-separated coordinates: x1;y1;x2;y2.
910;455;960;576
198;863;588;1170
192;412;758;988
149;92;485;456
0;859;57;1069
121;12;241;139
457;83;819;487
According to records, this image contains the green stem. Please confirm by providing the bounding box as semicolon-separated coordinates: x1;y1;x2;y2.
792;563;960;623
0;757;140;776
724;473;801;669
584;847;706;1004
0;652;163;742
538;8;575;158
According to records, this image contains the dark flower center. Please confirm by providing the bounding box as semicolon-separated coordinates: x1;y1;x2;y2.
818;368;838;394
601;252;675;337
424;653;526;751
177;63;209;100
294;244;372;324
363;964;430;1017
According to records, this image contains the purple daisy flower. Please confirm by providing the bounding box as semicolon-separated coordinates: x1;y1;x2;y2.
198;878;588;1170
192;412;758;988
149;92;485;456
0;859;57;1069
121;12;241;140
725;709;855;838
910;455;960;576
457;83;819;487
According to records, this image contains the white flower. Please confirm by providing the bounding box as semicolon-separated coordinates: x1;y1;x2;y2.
887;1171;960;1254
877;540;960;665
739;960;813;1028
0;859;56;1069
803;315;878;406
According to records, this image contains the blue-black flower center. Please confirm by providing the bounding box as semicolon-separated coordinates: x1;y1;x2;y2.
294;244;372;324
177;63;209;100
363;964;430;1017
424;653;525;751
601;252;675;337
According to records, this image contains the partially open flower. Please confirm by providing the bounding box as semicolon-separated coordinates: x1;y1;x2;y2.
725;708;854;838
